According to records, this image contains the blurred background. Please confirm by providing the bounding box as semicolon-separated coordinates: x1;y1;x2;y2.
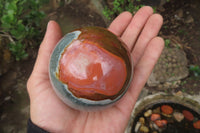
0;0;199;132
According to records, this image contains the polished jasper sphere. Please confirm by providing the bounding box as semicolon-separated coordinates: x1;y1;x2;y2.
49;27;133;110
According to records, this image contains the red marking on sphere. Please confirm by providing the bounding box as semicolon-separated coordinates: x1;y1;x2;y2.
58;39;127;100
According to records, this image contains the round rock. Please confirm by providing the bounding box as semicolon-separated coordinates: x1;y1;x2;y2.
49;26;133;110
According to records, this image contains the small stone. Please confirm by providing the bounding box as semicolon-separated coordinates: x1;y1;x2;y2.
140;125;149;133
173;112;184;122
4;96;11;101
175;9;183;20
0;113;7;120
144;110;152;117
147;48;189;88
151;114;161;121
154;120;168;128
163;82;171;88
193;120;200;129
161;105;173;115
185;15;194;24
135;122;142;133
150;122;159;130
182;110;194;121
139;117;145;124
175;91;183;97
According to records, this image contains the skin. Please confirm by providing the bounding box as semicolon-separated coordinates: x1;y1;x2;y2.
27;6;164;133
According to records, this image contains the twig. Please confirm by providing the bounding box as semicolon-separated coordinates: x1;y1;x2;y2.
0;31;16;44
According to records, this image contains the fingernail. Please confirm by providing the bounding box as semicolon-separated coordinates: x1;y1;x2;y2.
47;20;52;28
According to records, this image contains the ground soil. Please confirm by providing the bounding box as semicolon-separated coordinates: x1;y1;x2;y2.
146;0;200;95
157;0;200;94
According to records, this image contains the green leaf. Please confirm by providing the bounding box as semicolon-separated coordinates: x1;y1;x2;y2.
189;65;200;77
9;42;28;61
5;1;17;11
165;39;171;48
1;0;48;60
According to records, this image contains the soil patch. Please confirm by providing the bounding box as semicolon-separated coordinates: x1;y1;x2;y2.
148;0;200;94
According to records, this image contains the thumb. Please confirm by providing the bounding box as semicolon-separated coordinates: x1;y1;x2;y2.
33;20;62;75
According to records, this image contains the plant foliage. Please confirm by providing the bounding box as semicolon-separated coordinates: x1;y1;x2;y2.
0;0;48;61
189;65;200;77
103;0;143;20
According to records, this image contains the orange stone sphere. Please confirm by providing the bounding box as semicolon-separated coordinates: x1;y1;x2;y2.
49;27;133;110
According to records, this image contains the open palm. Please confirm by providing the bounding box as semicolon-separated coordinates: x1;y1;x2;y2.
27;6;164;133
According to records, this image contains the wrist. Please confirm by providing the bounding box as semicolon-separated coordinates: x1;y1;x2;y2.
27;119;49;133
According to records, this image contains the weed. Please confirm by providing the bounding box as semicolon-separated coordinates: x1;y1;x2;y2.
175;44;181;49
178;29;188;36
103;0;144;20
189;65;200;77
163;25;168;29
181;80;187;86
164;39;171;48
181;88;186;92
0;0;48;61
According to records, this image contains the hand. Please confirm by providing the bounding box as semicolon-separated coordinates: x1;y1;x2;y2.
27;6;164;133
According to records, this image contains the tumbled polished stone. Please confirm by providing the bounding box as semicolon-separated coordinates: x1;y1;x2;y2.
49;27;133;110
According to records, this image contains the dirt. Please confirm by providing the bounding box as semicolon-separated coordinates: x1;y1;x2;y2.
0;59;35;132
47;0;107;34
0;0;200;132
147;0;200;95
160;0;200;66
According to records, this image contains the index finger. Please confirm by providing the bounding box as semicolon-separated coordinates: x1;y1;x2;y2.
108;11;132;37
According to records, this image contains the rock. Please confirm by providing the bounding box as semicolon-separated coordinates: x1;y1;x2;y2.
0;113;7;120
150;122;159;130
173;112;184;122
174;9;183;20
152;131;158;133
193;120;200;129
151;114;161;121
154;120;168;128
144;110;152;117
175;91;183;97
139;117;145;124
4;96;11;101
161;105;173;115
147;48;189;88
140;125;149;133
185;15;194;24
182;110;194;121
135;122;142;133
